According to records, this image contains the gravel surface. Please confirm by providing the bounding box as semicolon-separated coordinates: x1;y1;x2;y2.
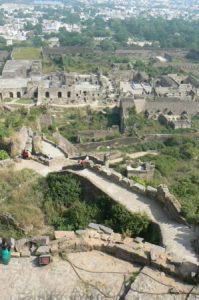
0;251;139;300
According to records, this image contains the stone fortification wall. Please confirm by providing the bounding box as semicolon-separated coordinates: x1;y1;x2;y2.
145;100;199;116
76;136;140;152
52;132;78;157
10;227;199;282
86;164;188;226
71;154;103;165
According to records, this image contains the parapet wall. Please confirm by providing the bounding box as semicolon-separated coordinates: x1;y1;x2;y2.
11;227;199;283
87;163;188;226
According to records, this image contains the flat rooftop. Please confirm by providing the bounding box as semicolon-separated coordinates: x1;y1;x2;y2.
3;60;32;73
0;78;29;89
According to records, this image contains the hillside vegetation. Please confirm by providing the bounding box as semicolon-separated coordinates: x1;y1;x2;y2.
0;170;158;242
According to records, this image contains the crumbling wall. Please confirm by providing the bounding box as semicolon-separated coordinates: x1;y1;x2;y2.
11;227;199;282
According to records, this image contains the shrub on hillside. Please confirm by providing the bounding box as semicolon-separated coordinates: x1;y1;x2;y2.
0;150;9;160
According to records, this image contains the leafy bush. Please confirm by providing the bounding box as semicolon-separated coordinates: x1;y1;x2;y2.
45;173;81;206
44;173;154;239
108;204;150;236
0;150;9;160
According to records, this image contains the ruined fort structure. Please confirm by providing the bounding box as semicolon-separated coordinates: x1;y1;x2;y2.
37;73;114;105
0;60;41;101
126;160;155;180
0;60;115;104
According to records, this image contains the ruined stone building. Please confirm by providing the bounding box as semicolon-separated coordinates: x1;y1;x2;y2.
37;73;113;105
0;60;114;105
158;113;191;129
126;160;155;180
120;96;199;132
0;60;41;101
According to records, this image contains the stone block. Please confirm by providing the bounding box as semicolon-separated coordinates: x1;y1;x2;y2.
54;231;75;240
15;238;28;252
150;246;165;262
176;261;199;279
36;246;50;256
119;177;131;188
110;172;122;183
134;237;144;243
132;242;144;251
99;225;113;235
111;233;122;243
31;236;49;246
75;230;87;236
101;168;111;177
88;230;101;239
131;183;146;194
20;248;31;257
88;223;100;231
11;251;20;258
128;179;134;187
146;186;157;199
123;237;133;245
49;242;59;253
101;234;110;241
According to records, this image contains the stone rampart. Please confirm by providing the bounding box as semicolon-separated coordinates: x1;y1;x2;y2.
86;164;188;225
10;227;199;283
76;136;140;152
52;132;78;157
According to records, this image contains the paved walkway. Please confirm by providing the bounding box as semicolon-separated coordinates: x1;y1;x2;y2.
0;251;138;300
14;156;199;265
42;141;65;158
73;168;199;265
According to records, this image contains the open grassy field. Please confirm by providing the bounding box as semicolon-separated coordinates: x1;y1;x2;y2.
12;47;42;60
